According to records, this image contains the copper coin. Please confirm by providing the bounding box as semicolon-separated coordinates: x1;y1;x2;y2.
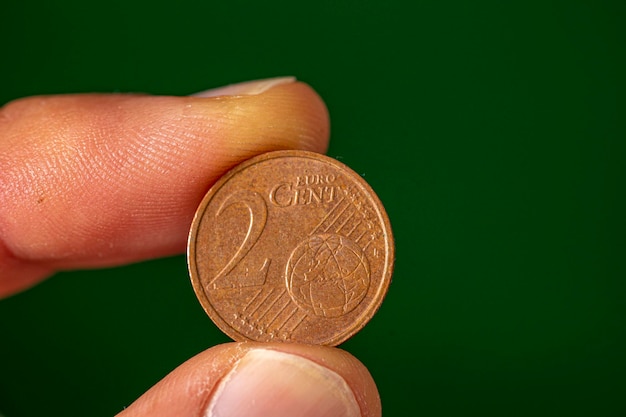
187;150;394;346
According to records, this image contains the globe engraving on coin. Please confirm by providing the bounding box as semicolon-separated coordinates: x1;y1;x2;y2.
286;233;371;318
187;150;394;346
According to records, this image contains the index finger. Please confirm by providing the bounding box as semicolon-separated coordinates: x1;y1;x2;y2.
0;78;329;297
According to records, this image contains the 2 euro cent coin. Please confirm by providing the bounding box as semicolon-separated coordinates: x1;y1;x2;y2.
187;150;394;346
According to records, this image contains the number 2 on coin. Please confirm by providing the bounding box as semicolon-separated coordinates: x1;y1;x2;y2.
209;190;271;289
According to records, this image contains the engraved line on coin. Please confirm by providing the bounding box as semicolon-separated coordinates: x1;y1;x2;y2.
209;189;269;289
342;212;369;235
334;209;357;232
257;300;307;340
309;196;347;235
322;199;352;233
318;198;350;232
345;219;363;237
362;230;381;251
273;305;300;332
246;287;275;317
354;229;368;243
254;289;287;324
242;288;264;312
265;298;293;329
286;312;307;333
331;205;358;233
315;184;378;240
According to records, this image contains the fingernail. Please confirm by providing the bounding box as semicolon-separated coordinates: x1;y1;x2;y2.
192;76;296;98
205;349;361;417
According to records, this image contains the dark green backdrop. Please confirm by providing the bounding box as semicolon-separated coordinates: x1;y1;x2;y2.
1;1;624;416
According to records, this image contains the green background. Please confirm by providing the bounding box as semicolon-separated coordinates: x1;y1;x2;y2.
1;1;625;416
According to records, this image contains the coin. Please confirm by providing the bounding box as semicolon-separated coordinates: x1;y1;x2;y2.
187;150;394;346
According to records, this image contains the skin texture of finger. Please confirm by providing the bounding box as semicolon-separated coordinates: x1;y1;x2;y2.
0;82;329;297
117;342;381;417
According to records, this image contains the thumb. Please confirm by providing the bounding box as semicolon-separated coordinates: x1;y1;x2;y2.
117;342;380;417
0;77;329;297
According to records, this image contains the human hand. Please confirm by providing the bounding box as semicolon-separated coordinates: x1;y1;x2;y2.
0;77;381;417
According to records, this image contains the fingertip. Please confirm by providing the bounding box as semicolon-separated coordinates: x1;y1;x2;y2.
278;81;331;154
189;80;330;159
118;343;380;417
